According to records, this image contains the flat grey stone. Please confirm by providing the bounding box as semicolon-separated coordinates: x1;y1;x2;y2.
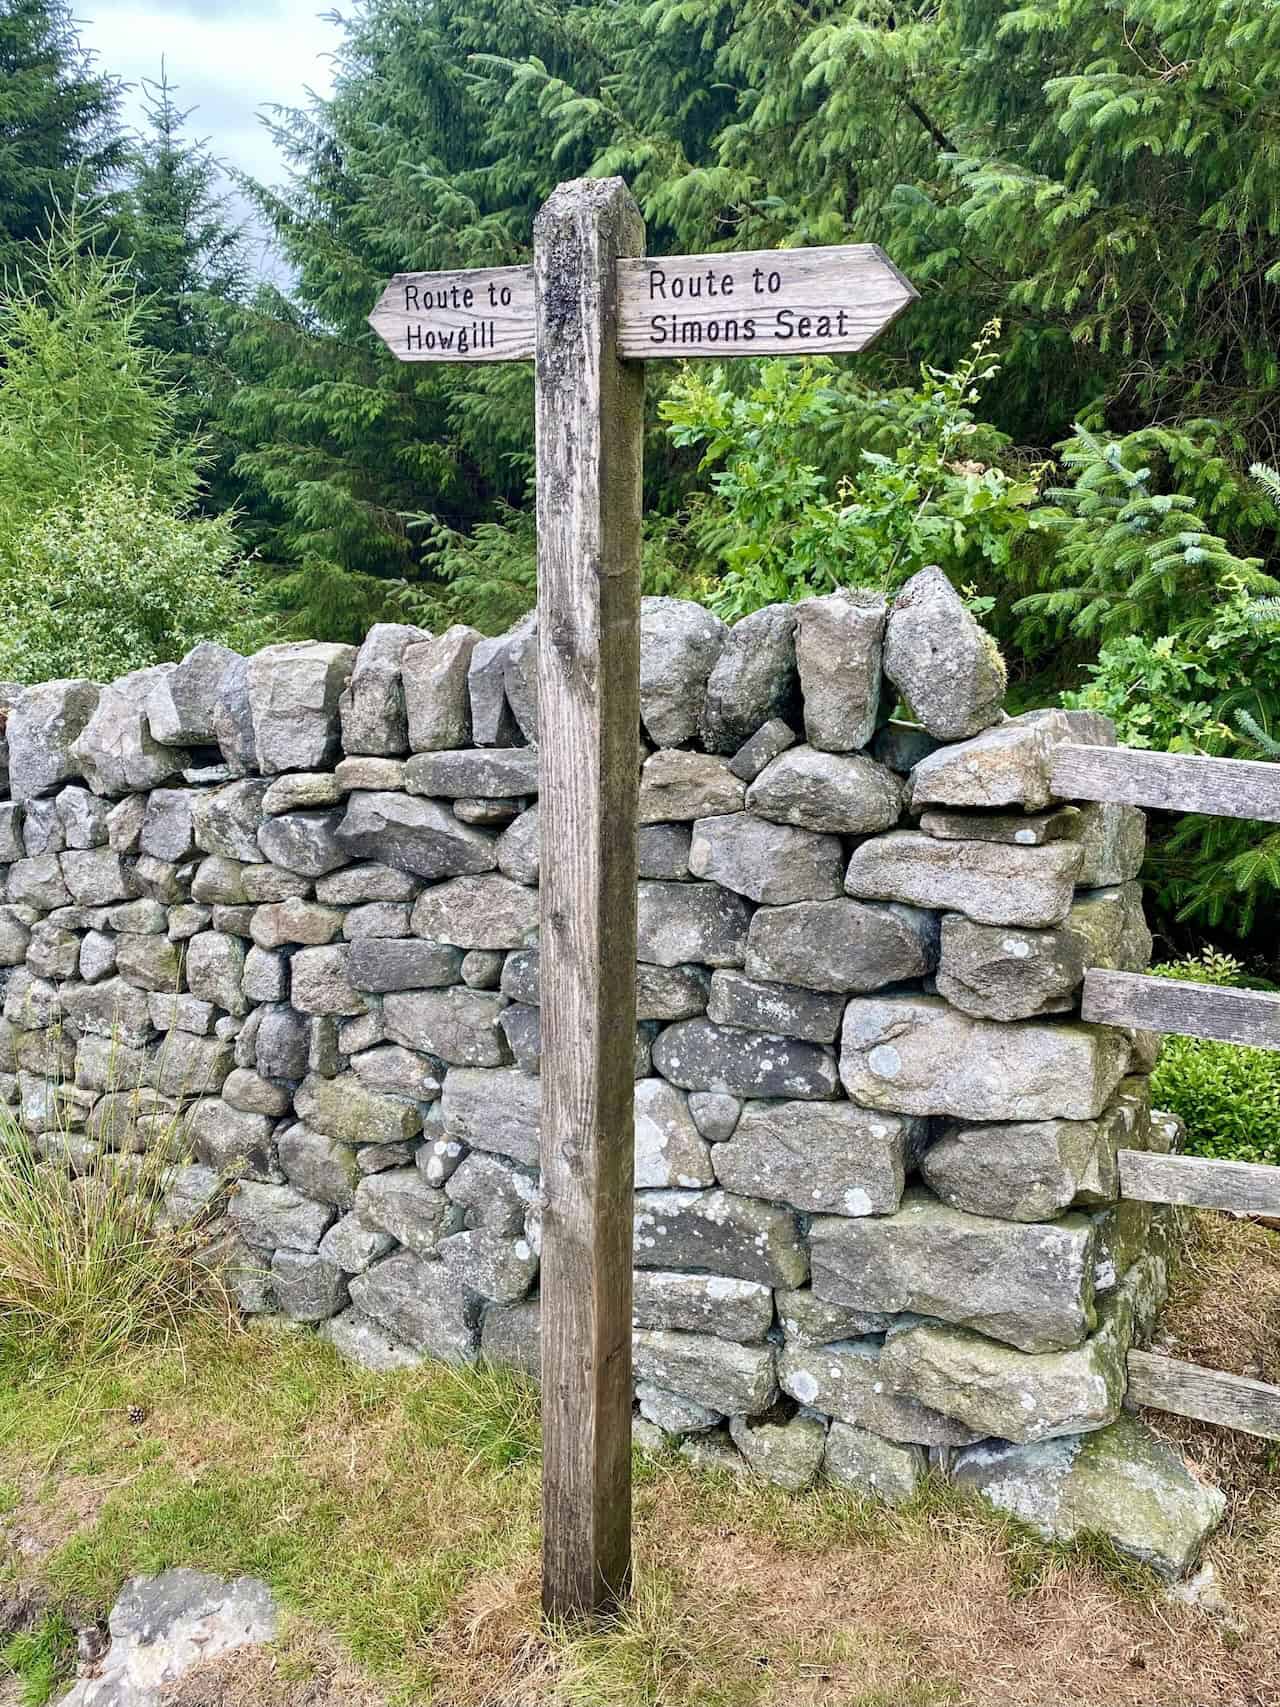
250;898;344;949
190;1098;279;1179
356;1167;460;1258
634;1187;807;1287
344;901;414;940
403;624;481;750
257;808;347;876
336;791;497;880
149;1030;235;1097
347;938;464;993
277;1122;360;1208
702;604;798;754
56;1567;278;1707
317;861;421;903
335;756;406;792
261;771;343;814
349;1248;479;1360
405;747;538;798
339;622;429;755
714;1099;922;1216
230;1180;334;1253
350;1043;444;1101
687;1090;740;1142
460;947;505;989
634;1077;715;1188
810;1186;1098;1353
496;803;539;885
114;931;183;992
295;1071;423;1145
747;745;903;835
7;679;100;800
632;1270;773;1342
880;1285;1137;1445
639;597;727;747
639;751;744;823
840;995;1132;1122
634;1328;778;1416
688;812;843;904
140;789;195;861
774;1288;891;1344
247;641;355;773
1073;801;1147;887
440;1065;540;1166
0;905;32;967
384;988;510;1066
845;829;1083;928
62;977;153;1047
7;854;71;909
320;1306;423;1370
637;822;691;880
254;1003;309;1080
273;1249;349;1321
952;1414;1225;1579
439;1225;538;1304
222;1067;291;1116
211;653;256;775
445;1150;537;1232
727;718;798;784
147;641;242;745
61;848;139;906
731;1407;828;1490
191;855;247;905
922;1077;1149;1222
410;873;538;949
185;930;248;1014
636;880;751;968
909;710;1115;812
501;611;539;743
795;589;886;752
22;795;64;855
706;969;845;1043
319;1213;397;1275
936;883;1151;1021
480;1299;541;1377
777;1338;981;1448
652;1017;838;1099
824;1422;926;1504
883;566;1006;740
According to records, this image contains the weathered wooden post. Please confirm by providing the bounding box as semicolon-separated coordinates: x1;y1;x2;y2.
532;178;645;1617
369;180;917;1622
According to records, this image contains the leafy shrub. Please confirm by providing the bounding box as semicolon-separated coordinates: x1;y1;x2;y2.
1150;953;1280;1169
0;1090;228;1368
0;475;267;684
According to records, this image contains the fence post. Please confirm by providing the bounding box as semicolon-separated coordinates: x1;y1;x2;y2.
533;176;646;1619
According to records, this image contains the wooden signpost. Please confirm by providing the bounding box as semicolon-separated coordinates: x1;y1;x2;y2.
370;177;917;1621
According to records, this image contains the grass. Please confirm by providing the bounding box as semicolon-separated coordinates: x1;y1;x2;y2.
0;1610;76;1706
0;1091;230;1369
0;1248;1276;1707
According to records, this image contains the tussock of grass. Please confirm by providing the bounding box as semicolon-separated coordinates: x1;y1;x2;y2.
0;1096;230;1368
0;1610;76;1707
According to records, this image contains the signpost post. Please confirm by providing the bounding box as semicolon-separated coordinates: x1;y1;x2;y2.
370;176;917;1622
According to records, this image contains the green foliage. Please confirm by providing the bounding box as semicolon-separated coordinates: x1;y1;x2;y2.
1150;953;1280;1169
0;213;201;537
0;0;120;276
0;1611;76;1707
0;474;265;684
661;326;1041;618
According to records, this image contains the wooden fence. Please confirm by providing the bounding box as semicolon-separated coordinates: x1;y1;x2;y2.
1049;745;1280;1442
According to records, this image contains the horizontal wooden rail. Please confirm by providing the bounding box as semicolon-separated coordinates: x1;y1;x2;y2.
1050;744;1280;824
1118;1148;1280;1215
1126;1350;1280;1441
1082;968;1280;1051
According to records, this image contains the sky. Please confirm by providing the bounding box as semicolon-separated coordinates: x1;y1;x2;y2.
77;0;346;272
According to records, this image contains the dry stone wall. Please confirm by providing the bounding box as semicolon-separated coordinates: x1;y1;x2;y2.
0;566;1224;1576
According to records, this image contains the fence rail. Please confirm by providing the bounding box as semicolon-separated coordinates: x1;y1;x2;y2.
1083;968;1280;1051
1118;1149;1280;1216
1049;744;1280;822
1125;1352;1280;1442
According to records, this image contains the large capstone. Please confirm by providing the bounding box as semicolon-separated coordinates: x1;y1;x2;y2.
73;667;191;794
652;1017;839;1099
883;565;1006;740
339;622;429;755
747;746;903;835
403;624;481;751
702;604;798;754
810;1187;1098;1353
745;898;937;994
7;679;101;800
713;1100;922;1216
639;597;727;747
794;589;886;752
336;791;496;879
688;813;842;904
146;642;242;745
844;830;1082;928
935;884;1151;1021
247;642;355;773
840;995;1132;1122
634;1187;807;1287
952;1414;1225;1579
